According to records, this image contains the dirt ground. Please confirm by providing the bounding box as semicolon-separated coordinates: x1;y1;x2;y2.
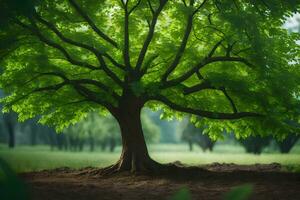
20;163;300;200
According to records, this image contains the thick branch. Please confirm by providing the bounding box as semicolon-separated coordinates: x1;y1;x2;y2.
123;6;131;68
183;80;238;113
16;19;125;89
150;95;263;120
128;0;142;15
221;87;238;113
68;0;118;48
97;56;125;88
193;0;209;15
161;14;194;82
34;13;124;70
30;72;121;100
15;19;99;71
183;81;213;95
135;1;166;71
162;55;255;88
72;84;115;109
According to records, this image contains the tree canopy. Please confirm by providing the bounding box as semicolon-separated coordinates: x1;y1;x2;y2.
1;0;300;139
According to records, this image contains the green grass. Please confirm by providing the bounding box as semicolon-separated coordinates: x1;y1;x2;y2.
0;144;299;173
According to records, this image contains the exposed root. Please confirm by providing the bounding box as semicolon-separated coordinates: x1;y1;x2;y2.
93;158;208;177
99;163;121;175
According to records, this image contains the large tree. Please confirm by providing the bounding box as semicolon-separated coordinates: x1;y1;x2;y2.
0;0;300;172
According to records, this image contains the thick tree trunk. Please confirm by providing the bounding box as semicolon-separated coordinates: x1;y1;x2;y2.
115;106;153;172
104;96;162;173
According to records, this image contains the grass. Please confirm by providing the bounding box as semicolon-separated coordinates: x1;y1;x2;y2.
0;144;300;173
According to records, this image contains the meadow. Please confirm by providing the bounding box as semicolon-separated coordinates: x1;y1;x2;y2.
1;143;300;173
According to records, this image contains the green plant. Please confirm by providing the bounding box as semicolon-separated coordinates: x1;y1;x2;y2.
170;187;191;200
223;184;253;200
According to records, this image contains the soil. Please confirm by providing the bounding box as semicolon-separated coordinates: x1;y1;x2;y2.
20;163;300;200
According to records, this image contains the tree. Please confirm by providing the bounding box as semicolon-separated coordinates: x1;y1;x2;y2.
2;113;17;148
238;136;271;154
276;134;300;153
181;122;215;152
0;0;300;173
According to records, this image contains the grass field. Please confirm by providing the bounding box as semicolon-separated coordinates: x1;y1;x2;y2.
1;143;300;173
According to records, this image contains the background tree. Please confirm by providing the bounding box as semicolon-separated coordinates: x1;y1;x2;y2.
238;136;271;154
64;111;160;152
181;122;215;152
276;134;300;153
2;113;17;148
0;0;300;173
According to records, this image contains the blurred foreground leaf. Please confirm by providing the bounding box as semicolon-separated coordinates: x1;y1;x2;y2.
170;187;191;200
0;158;30;200
223;184;253;200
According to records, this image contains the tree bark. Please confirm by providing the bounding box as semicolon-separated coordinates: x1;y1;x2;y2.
105;95;161;173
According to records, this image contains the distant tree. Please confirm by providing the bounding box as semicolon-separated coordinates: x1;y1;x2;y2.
238;136;271;154
182;122;215;152
2;113;17;148
64;111;160;152
1;0;300;172
276;134;300;153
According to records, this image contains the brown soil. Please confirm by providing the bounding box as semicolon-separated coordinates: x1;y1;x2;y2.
20;163;300;200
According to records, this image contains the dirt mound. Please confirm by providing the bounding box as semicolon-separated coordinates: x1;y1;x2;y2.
21;163;300;200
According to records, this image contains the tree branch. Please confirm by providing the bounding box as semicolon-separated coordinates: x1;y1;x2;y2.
33;13;125;70
182;79;239;114
193;0;209;15
68;0;118;48
221;87;238;113
162;55;255;88
183;81;213;95
72;83;115;109
135;1;167;71
161;13;194;82
15;19;99;71
149;94;263;120
123;4;131;68
29;72;121;101
128;0;142;15
15;19;125;89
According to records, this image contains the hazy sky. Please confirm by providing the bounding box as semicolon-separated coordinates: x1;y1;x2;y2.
284;13;300;32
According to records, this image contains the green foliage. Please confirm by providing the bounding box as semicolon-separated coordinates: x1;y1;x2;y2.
223;184;253;200
169;187;191;200
0;0;299;140
0;158;29;200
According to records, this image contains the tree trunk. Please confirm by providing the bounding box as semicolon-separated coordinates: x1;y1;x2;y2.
89;136;95;152
8;123;15;148
4;115;15;148
106;96;161;173
30;128;37;146
109;137;116;152
188;140;193;151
